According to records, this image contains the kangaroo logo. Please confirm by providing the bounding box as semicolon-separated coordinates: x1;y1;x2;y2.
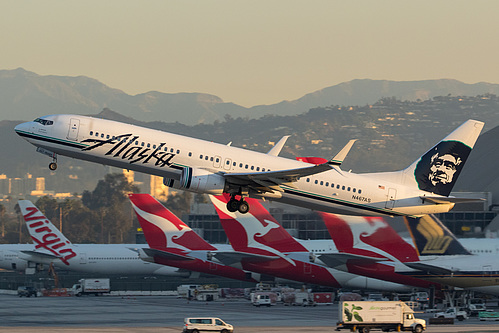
416;215;452;255
414;140;471;196
130;202;192;252
211;196;296;265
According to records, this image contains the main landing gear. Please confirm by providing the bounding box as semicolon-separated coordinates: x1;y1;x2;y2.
226;196;250;214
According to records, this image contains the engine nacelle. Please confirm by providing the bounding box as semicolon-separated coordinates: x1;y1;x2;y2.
164;167;226;195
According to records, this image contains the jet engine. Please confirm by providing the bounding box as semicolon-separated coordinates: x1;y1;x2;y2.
164;167;226;195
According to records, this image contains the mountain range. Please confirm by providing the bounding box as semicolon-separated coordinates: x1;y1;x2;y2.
3;68;499;125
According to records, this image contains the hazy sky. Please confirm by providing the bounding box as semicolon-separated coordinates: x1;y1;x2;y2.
3;1;499;107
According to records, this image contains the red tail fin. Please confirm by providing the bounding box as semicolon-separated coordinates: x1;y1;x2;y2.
210;194;307;253
129;194;215;251
319;213;419;262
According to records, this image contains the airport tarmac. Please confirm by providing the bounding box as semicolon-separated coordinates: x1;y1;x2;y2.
0;294;498;333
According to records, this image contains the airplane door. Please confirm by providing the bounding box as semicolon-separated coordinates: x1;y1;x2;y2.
67;118;80;141
79;253;87;265
223;158;232;170
385;188;397;209
213;156;222;168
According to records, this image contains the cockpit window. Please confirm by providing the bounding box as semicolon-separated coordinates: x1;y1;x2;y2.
34;118;54;126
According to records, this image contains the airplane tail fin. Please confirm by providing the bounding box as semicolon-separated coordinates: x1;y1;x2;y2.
128;194;216;252
17;200;76;265
319;212;419;262
374;119;484;196
210;194;307;253
404;214;471;256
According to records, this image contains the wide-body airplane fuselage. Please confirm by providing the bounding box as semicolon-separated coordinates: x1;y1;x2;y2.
15;115;455;217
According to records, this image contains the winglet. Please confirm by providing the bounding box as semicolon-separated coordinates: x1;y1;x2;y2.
267;135;291;156
328;139;356;166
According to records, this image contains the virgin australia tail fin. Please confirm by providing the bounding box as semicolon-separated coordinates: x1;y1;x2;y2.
373;119;484;196
404;214;471;256
18;200;76;265
128;194;215;252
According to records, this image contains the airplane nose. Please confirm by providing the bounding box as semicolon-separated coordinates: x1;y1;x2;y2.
14;122;31;135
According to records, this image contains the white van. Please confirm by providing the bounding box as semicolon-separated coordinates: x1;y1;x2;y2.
183;317;234;333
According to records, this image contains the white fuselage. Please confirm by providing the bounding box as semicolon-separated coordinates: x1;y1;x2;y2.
0;243;187;276
15;115;455;217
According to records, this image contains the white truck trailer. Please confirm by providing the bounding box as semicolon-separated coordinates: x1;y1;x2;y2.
72;278;110;296
336;301;426;333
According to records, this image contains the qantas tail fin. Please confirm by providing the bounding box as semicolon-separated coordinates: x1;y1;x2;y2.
17;200;76;265
210;194;307;253
319;212;419;262
128;194;216;252
404;214;471;256
372;119;484;196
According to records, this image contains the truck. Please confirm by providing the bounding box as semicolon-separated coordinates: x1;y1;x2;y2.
336;301;426;333
72;278;110;296
434;307;468;321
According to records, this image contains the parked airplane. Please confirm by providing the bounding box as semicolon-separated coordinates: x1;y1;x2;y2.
128;193;258;283
402;214;499;295
209;194;412;291
4;200;190;277
15;115;483;217
317;212;441;289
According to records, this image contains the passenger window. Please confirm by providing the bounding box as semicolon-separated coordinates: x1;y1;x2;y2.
342;186;345;190
90;131;93;136
189;152;192;157
306;178;310;182
205;156;209;160
347;187;351;191
315;180;318;184
95;132;99;137
251;166;254;170
106;135;110;139
320;181;323;185
147;143;150;148
200;155;203;159
256;167;260;171
101;133;104;138
358;189;362;194
177;150;180;154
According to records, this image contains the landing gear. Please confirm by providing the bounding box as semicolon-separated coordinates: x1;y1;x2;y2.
48;153;58;171
226;197;250;214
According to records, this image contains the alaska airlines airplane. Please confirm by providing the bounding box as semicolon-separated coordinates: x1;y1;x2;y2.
5;200;190;277
15;115;483;217
209;194;412;291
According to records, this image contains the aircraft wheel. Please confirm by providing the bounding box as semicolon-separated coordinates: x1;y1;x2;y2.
238;201;250;214
227;199;239;212
49;162;57;171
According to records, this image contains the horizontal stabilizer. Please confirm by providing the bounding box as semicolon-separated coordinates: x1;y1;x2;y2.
21;250;60;260
141;248;194;261
212;251;280;266
404;262;456;275
318;252;389;268
420;196;485;205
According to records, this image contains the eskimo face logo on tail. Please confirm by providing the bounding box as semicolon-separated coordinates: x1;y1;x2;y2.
414;141;471;196
23;207;76;265
81;134;176;167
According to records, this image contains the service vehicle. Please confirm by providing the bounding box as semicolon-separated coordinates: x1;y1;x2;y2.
183;317;233;333
434;307;468;321
336;301;426;333
252;294;272;307
467;298;486;316
17;286;38;297
71;278;110;296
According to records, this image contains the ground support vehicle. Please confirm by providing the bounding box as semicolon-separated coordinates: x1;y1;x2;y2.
336;301;426;333
434;307;468;321
183;317;233;333
17;286;38;297
71;278;110;296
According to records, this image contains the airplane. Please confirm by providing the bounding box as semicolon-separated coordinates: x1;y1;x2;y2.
15;115;483;217
319;212;499;295
128;193;259;283
209;194;412;291
401;214;499;295
1;200;190;277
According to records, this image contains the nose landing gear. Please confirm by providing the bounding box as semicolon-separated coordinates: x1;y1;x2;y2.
48;154;58;171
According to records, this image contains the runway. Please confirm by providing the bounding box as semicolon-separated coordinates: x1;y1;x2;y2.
1;294;498;332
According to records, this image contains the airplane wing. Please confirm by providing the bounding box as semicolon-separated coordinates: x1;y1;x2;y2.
141;248;195;261
420;196;485;205
211;251;280;266
403;262;456;275
317;253;389;268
